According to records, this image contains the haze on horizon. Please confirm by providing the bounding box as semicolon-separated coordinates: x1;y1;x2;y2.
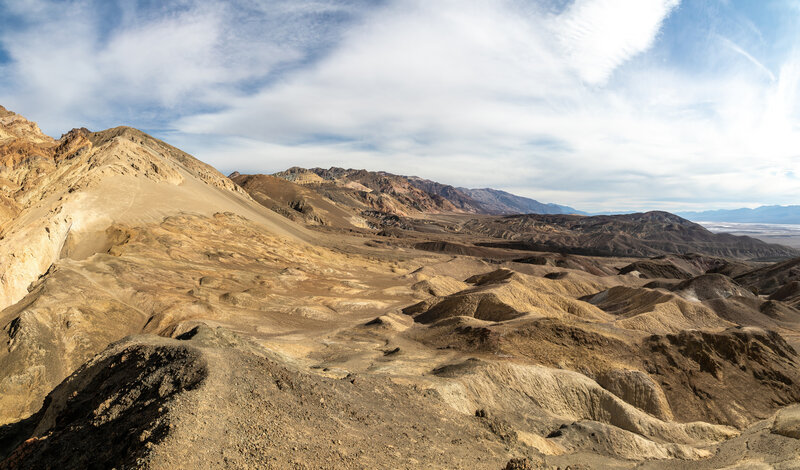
1;0;798;213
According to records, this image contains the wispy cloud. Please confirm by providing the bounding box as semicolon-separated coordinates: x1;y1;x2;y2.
1;0;799;212
553;0;679;84
718;35;776;81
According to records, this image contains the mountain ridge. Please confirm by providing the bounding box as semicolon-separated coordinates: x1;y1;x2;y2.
457;186;584;215
678;205;800;224
234;166;800;261
273;166;581;216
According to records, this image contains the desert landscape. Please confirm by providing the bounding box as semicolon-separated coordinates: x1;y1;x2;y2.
2;105;800;469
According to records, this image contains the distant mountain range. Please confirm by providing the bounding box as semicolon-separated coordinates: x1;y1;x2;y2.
456;187;584;215
678;205;800;224
273;167;583;216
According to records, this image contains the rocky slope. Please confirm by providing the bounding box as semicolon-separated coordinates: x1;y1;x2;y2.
736;257;800;296
275;166;472;216
0;328;524;469
229;172;370;229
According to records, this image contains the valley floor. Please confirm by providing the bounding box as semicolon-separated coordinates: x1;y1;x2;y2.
701;221;800;249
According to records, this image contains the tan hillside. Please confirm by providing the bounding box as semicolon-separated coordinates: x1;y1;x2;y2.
0;119;311;312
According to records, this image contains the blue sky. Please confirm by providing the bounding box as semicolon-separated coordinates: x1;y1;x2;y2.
1;0;799;212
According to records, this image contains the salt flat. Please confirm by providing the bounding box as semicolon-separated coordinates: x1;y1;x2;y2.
700;221;800;249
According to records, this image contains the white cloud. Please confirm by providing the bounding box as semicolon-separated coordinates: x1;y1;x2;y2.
552;0;679;84
0;0;358;130
3;0;800;212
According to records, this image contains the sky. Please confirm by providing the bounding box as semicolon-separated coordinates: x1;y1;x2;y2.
1;0;799;212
